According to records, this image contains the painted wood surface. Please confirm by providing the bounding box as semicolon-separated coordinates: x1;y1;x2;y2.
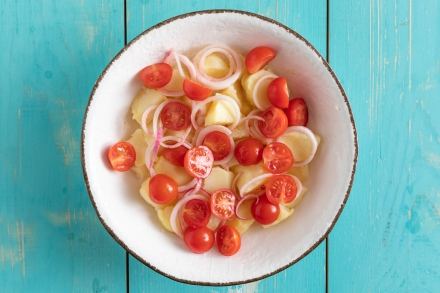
1;0;440;292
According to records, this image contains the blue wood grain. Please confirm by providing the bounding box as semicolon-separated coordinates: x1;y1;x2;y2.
0;0;127;292
126;1;328;292
329;0;440;291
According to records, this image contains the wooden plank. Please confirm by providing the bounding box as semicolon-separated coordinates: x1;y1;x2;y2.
329;0;440;291
126;1;327;292
0;0;127;292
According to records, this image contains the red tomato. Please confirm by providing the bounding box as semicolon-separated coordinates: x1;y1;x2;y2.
251;195;280;225
183;226;215;254
284;98;309;126
234;138;264;166
184;145;214;178
216;225;241;256
245;46;276;73
139;63;172;88
183;79;213;101
203;131;231;161
267;77;289;108
258;106;288;138
160;102;191;131
162;145;187;167
210;189;236;220
108;142;136;172
183;199;211;228
266;174;297;204
262;142;294;174
148;174;178;204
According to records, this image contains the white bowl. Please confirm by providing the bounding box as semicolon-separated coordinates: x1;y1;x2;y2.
81;10;358;285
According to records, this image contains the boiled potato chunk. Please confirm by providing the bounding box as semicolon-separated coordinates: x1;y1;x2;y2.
131;164;149;179
231;121;249;140
278;132;321;163
162;68;185;92
283;186;308;209
241;69;274;107
220;80;251;115
202;167;234;194
206;213;222;231
228;199;254;234
231;163;269;194
286;164;310;182
131;88;167;125
262;204;293;228
204;100;237;126
154;156;193;186
140;178;176;210
157;206;175;232
203;53;230;78
126;129;149;167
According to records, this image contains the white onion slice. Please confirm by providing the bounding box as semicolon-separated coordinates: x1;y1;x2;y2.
170;194;210;238
285;174;303;202
253;74;278;110
160;126;193;149
197;48;234;81
141;105;158;136
239;173;273;198
144;142;156;177
277;126;318;167
195;125;235;165
178;178;198;193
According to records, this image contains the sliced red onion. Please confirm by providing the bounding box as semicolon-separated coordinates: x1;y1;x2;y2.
197;48;234;81
144;142;156;177
195;125;235;165
170;194;210;238
232;172;243;198
160;135;193;149
193;178;202;194
277;126;318;167
177;178;198;193
253;74;278;110
239;173;273;198
149;124;163;170
141;105;159;136
235;193;259;220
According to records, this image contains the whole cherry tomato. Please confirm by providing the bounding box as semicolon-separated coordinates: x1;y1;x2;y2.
262;142;294;174
183;79;213;101
108;141;136;172
251;195;280;225
234;138;264;166
183;199;211;228
183;226;215;254
284;98;309;126
162;145;188;167
258;106;288;138
139;63;172;88
160;101;191;131
203;131;231;161
266;174;297;204
267;77;289;108
216;225;241;256
210;189;236;220
184;145;214;178
148;174;178;204
245;46;276;73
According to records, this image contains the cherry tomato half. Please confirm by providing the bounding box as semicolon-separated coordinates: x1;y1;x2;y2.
183;226;215;254
139;63;172;88
184;145;214;178
284;98;309;126
183;199;211;228
216;225;241;256
234;137;264;166
183;79;213;101
203;131;231;161
267;77;289;109
258;106;288;138
245;46;276;74
108;141;136;172
148;174;178;204
160;101;191;131
210;189;236;220
251;195;280;225
266;174;297;204
262;142;294;174
161;145;188;167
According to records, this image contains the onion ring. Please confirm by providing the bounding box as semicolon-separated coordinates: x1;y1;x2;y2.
277;126;318;167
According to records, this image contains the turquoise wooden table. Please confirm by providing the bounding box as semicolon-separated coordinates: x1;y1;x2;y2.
1;0;439;292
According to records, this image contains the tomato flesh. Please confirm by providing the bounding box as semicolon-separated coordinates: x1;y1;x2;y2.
183;226;215;254
266;175;297;204
184;145;214;178
245;46;276;73
162;145;188;167
216;225;241;256
160;101;191;131
234;137;264;166
258;106;288;138
203;131;231;161
210;189;236;220
183;79;213;101
262;142;294;174
139;63;172;88
108;142;136;172
284;98;309;126
183;199;211;228
251;195;280;225
267;77;289;108
148;174;178;204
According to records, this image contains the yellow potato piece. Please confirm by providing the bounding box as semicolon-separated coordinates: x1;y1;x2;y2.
241;69;274;107
262;204;293;228
162;68;185;92
279;132;321;163
157;206;175;232
131;164;149;179
231;163;269;194
139;178;176;210
203;53;230;78
220;80;251;115
228;199;254;234
283;186;309;209
154;156;192;186
131;88;167;125
202;167;234;194
286;164;310;182
204;100;237;126
126;129;149;167
231;122;249;140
